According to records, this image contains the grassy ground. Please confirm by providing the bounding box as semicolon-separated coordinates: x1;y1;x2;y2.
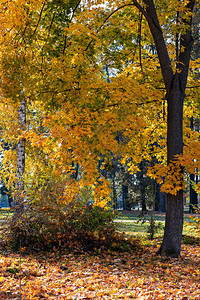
114;210;200;242
114;210;193;222
0;208;12;219
0;208;199;241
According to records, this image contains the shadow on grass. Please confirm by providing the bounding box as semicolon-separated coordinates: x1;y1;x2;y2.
182;235;200;246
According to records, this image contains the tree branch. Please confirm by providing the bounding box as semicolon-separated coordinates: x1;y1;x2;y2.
63;0;81;55
141;0;174;93
176;11;180;64
138;11;143;72
70;0;81;23
85;0;174;92
30;2;46;39
85;4;136;51
178;0;195;90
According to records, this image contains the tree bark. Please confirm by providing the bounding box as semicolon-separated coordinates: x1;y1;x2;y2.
189;117;198;213
112;173;117;209
14;98;26;215
122;184;128;210
158;75;184;256
189;173;198;213
155;184;166;213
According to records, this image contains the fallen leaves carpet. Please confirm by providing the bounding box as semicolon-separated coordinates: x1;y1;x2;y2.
0;244;199;299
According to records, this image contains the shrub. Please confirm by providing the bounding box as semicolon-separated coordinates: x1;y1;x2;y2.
6;202;117;252
6;176;139;253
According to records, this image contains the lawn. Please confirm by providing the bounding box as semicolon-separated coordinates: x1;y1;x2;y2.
114;210;199;241
0;208;13;220
0;209;200;299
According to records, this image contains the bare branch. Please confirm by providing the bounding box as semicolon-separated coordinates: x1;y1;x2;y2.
70;0;81;23
178;0;195;90
186;85;200;89
137;11;143;72
31;2;46;39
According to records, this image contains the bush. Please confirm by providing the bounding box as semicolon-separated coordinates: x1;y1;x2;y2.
182;235;200;245
6;200;140;253
6;202;116;252
6;177;139;253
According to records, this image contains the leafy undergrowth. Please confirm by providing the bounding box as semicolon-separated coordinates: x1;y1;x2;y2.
0;242;200;299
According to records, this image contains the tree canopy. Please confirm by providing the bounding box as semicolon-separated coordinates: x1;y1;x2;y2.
0;0;200;256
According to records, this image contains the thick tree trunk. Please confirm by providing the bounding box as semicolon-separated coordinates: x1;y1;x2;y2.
159;192;183;257
158;76;184;257
14;99;26;215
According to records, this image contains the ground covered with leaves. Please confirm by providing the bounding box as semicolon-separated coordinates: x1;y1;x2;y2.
0;242;199;299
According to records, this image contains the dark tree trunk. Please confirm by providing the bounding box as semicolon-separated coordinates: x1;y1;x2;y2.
189;173;198;213
122;184;128;210
159;191;183;257
155;184;166;213
112;174;117;210
158;78;184;256
189;117;198;213
72;162;79;180
141;186;147;212
138;161;147;212
8;193;13;208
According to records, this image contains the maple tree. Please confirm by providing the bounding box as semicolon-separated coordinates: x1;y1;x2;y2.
137;0;195;257
91;0;199;257
0;0;200;258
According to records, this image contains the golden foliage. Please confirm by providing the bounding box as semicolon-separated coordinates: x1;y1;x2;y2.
0;0;200;202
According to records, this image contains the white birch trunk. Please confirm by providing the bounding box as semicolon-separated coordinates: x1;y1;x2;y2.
14;98;26;214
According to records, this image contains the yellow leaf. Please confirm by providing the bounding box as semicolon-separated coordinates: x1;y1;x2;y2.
137;278;144;285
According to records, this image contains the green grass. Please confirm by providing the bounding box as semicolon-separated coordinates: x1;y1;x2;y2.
115;212;166;222
114;211;200;244
0;208;13;220
115;219;164;239
114;211;193;223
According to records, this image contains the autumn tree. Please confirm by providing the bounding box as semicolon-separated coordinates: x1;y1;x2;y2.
0;0;84;211
84;0;199;256
140;0;194;257
1;0;200;257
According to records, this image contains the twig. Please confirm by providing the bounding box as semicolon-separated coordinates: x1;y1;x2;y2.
138;11;143;72
30;2;46;39
63;0;81;55
85;4;136;51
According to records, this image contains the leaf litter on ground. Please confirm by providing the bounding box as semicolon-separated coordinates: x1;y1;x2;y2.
0;242;199;299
